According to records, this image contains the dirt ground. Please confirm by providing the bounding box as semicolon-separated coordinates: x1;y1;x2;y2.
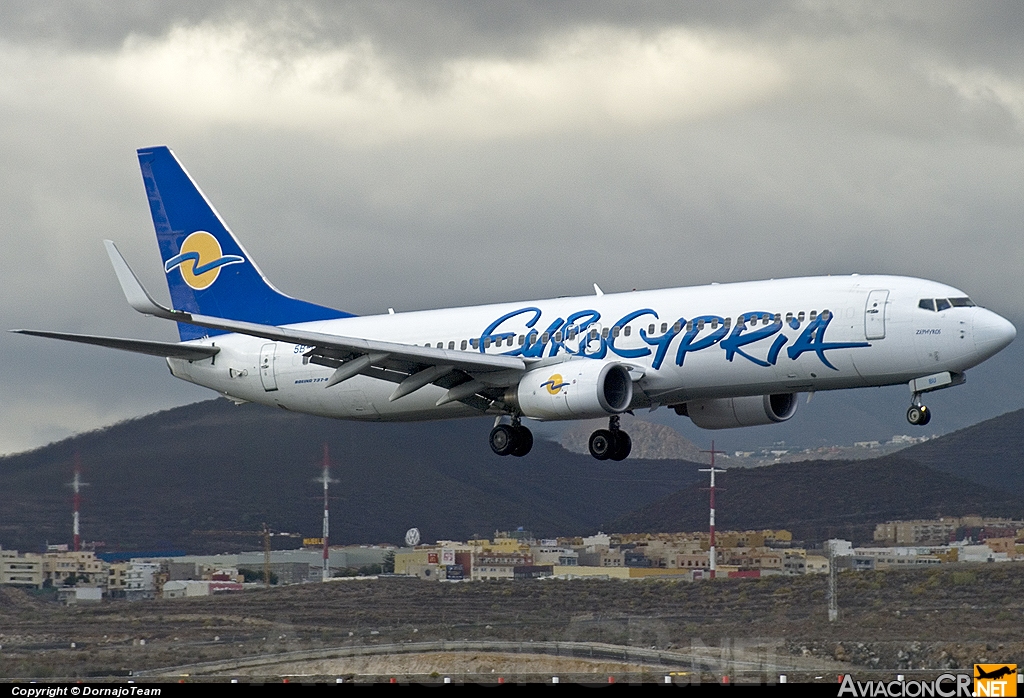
1;563;1021;681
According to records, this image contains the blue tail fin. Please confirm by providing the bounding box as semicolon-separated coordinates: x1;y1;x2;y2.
137;146;353;341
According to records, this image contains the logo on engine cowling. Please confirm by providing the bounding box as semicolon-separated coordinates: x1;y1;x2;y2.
541;374;568;395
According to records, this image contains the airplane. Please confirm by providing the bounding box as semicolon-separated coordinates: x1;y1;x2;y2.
14;146;1017;460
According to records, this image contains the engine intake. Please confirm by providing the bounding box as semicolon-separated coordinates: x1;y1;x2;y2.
681;394;798;429
512;361;633;420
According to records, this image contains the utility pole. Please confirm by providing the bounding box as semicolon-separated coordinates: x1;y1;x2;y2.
699;441;727;579
827;540;838;622
262;522;272;589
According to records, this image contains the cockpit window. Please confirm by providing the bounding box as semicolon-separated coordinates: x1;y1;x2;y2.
935;298;951;312
918;299;935;311
949;297;975;307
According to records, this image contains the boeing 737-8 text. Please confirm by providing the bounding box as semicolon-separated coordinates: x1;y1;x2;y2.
14;146;1017;460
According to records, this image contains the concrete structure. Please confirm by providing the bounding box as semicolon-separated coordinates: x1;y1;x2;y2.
0;550;43;588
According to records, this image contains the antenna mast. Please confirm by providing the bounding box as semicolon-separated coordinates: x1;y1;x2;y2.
318;444;337;582
70;452;89;552
699;441;727;579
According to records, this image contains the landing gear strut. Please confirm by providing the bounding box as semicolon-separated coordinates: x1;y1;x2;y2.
906;394;931;426
489;417;533;457
589;415;632;461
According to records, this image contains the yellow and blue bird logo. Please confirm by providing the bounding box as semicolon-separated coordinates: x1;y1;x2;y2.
541;374;569;395
164;231;245;290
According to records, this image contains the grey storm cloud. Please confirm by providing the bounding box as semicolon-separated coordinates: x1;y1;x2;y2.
1;1;1023;455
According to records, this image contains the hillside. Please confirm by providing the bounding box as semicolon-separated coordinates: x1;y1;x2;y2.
897;407;1024;490
0;399;701;552
606;455;1024;543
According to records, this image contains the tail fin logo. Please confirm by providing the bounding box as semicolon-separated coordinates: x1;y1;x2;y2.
164;231;245;290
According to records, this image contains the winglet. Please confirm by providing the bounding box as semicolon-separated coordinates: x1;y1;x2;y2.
593;283;604;296
103;240;181;321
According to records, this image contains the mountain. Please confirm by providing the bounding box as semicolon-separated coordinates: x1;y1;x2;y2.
0;399;701;553
605;455;1024;544
896;408;1024;490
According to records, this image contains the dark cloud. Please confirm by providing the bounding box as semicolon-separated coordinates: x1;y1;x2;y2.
2;1;1023;454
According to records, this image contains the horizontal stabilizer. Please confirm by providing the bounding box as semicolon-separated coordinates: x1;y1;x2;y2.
11;330;219;360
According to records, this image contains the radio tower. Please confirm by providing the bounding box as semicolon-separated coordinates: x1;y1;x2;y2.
317;444;337;582
699;441;726;579
69;452;89;552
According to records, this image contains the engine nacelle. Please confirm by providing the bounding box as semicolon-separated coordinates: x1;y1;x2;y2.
512;361;633;420
680;394;798;429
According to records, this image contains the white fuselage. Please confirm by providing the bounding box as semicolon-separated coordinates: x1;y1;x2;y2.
166;274;1013;423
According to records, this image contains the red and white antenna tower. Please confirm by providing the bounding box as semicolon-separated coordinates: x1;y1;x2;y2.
317;444;337;582
69;452;89;552
699;441;726;579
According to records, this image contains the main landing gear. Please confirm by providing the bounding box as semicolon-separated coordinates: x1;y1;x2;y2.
588;415;632;461
489;417;534;457
907;394;931;426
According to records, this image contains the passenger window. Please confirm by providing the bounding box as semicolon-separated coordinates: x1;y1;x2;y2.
553;331;563;342
774;313;781;323
762;316;770;326
710;319;718;329
936;298;951;311
798;312;805;322
448;341;454;350
786;312;793;323
601;328;609;339
697;319;705;330
518;335;525;346
648;324;656;334
623;326;632;337
821;310;830;320
461;340;468;350
810;311;817;321
470;338;479;349
541;332;550;343
589;329;599;340
507;337;515;347
724;317;731;328
661;323;668;333
611;327;620;338
436;342;443;349
483;338;491;348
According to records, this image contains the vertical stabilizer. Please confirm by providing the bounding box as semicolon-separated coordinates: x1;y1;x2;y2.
137;146;352;341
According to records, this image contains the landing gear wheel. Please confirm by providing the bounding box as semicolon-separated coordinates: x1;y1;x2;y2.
511;426;533;457
589;429;614;460
907;405;930;426
609;431;632;461
489;424;516;456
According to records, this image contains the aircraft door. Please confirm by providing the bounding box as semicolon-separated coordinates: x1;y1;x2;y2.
259;343;278;391
865;290;889;340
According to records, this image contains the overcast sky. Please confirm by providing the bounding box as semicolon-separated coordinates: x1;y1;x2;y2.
2;1;1023;455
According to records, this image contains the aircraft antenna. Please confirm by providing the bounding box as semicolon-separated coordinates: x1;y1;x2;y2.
699;441;727;579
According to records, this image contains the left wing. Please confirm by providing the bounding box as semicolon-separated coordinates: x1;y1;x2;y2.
104;241;530;407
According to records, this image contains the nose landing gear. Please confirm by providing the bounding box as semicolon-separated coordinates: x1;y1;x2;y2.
589;415;632;461
906;394;931;426
489;417;533;457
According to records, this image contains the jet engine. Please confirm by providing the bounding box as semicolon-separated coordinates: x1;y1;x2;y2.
677;393;798;429
510;361;633;420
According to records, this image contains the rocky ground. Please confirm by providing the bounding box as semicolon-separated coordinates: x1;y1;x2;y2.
0;563;1020;681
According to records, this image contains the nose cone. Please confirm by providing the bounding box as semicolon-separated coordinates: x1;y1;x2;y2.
973;309;1016;359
